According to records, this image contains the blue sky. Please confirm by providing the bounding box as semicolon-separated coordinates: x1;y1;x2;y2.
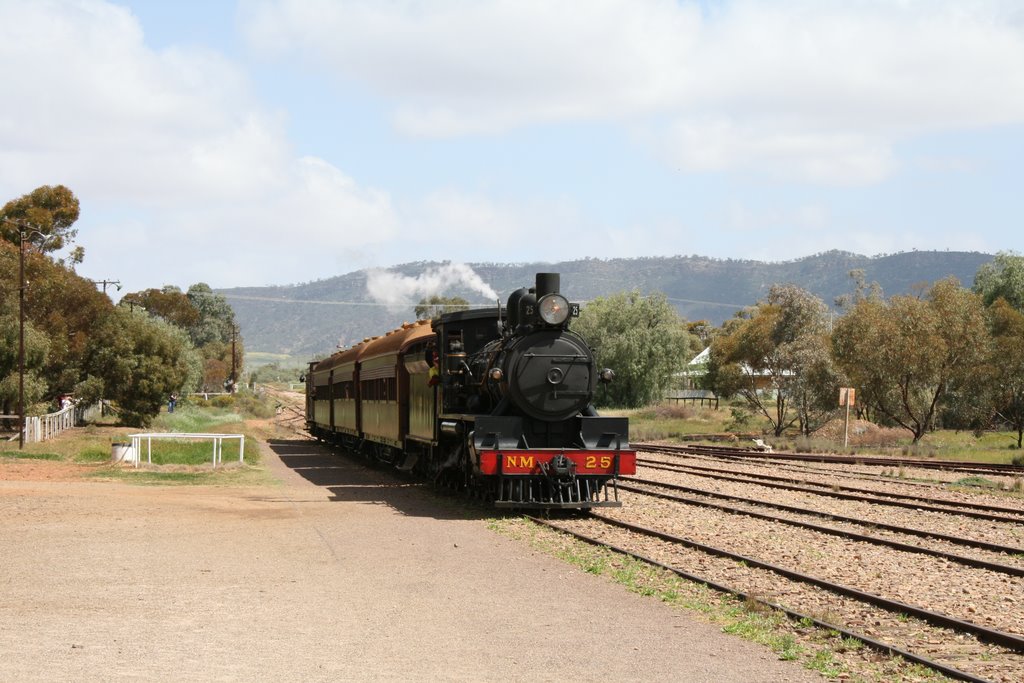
1;0;1022;298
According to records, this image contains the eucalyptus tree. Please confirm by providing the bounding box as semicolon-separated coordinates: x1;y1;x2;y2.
414;295;469;319
120;286;201;329
0;185;81;256
706;284;836;436
832;278;989;443
186;283;243;390
973;251;1024;311
986;299;1024;447
573;290;687;408
0;314;50;415
80;307;202;427
0;227;110;409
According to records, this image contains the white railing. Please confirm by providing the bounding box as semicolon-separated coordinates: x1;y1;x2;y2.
127;433;245;468
15;402;104;444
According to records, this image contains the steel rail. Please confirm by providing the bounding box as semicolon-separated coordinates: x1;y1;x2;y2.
639;442;1024;477
639;460;1024;524
587;513;1024;652
671;442;1024;474
680;452;952;490
618;479;1024;577
638;457;1024;519
525;515;992;683
620;475;1024;555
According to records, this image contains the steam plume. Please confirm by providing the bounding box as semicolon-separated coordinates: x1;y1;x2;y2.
366;263;498;309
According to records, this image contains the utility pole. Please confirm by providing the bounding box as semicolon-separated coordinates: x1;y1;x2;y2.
18;230;25;449
2;218;56;449
231;324;238;389
88;278;121;295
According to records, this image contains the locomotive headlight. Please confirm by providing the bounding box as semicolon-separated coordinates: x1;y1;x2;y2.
538;294;570;325
488;367;504;382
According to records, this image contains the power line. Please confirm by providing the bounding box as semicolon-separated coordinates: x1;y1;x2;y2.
663;296;748;309
220;293;497;308
222;292;750;310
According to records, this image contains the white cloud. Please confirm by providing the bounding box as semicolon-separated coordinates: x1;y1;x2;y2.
241;0;701;133
0;0;402;292
662;120;897;185
241;0;1024;184
399;189;587;266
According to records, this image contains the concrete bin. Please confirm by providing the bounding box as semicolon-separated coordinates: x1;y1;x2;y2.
111;442;136;464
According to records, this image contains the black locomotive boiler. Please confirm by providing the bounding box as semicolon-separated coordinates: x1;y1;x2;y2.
305;272;635;508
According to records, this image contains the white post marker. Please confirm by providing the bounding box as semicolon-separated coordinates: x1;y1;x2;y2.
839;387;856;447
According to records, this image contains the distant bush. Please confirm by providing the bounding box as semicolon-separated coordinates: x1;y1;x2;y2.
233;393;275;419
901;443;938;458
725;407;753;432
211;395;234;409
791;437;835;454
650;403;696;420
188;392;276;419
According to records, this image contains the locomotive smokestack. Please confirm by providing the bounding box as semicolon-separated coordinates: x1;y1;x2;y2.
535;273;560;298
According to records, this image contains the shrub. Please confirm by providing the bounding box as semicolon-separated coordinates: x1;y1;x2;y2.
651;403;696;420
211;395;234;409
725;407;753;432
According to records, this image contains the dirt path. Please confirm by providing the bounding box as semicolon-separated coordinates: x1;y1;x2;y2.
0;438;821;682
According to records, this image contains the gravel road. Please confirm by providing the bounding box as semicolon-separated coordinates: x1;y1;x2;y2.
0;438;821;682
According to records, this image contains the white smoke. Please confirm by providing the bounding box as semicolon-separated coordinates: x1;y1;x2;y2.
366;262;499;309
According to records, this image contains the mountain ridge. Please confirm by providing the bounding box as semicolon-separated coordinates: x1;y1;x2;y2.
220;250;994;357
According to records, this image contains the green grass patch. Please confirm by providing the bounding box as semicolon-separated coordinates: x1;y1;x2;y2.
152;404;246;433
126;438;250;466
0;451;62;460
75;446;111;463
86;465;271;486
605;404;733;441
806;648;844;678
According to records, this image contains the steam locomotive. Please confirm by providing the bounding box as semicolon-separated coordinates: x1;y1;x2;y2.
305;273;636;508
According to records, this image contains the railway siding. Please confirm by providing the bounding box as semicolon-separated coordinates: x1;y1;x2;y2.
603;491;1024;638
638;464;1024;549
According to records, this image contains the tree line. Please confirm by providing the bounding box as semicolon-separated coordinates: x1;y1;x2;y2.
578;253;1024;448
0;185;242;427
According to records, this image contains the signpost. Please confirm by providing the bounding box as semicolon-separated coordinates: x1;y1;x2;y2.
839;387;856;447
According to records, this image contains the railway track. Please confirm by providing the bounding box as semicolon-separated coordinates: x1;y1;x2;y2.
531;511;1024;682
621;475;1024;558
620;477;1024;575
638;442;1024;478
661;446;1009;492
260;386;310;438
637;458;1024;523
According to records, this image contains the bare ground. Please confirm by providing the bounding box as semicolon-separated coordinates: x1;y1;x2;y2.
0;436;822;682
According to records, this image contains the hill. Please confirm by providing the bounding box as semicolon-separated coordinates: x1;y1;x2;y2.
220;250;994;358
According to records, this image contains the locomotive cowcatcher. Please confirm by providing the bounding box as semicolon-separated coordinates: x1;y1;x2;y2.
306;272;636;508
